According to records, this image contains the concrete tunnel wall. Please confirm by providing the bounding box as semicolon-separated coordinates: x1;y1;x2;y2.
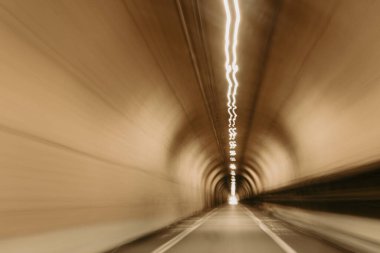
234;0;380;197
0;1;226;252
2;0;380;252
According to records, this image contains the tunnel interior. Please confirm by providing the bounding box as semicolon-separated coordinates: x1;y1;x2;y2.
1;0;380;252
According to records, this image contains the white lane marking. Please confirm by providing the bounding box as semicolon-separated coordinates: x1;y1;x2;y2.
242;206;297;253
152;208;218;253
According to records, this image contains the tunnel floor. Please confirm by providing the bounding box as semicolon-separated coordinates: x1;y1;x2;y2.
108;205;349;253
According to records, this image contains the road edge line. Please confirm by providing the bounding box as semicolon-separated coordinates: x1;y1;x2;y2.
242;205;297;253
151;207;218;253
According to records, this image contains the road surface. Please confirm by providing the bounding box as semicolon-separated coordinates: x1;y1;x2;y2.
109;204;349;253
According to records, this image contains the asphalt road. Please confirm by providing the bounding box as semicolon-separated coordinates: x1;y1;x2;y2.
110;205;349;253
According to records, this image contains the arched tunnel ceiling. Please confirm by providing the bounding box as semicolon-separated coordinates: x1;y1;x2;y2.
141;0;380;198
124;0;283;199
160;0;380;198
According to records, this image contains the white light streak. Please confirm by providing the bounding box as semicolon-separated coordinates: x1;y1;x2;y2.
223;0;241;197
231;181;236;195
231;0;240;128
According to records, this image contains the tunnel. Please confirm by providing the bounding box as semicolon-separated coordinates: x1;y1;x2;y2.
1;0;380;252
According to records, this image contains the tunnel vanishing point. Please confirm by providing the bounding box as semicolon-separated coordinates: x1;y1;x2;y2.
1;0;380;252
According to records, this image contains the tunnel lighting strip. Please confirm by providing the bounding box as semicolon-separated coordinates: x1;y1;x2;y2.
223;0;240;199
